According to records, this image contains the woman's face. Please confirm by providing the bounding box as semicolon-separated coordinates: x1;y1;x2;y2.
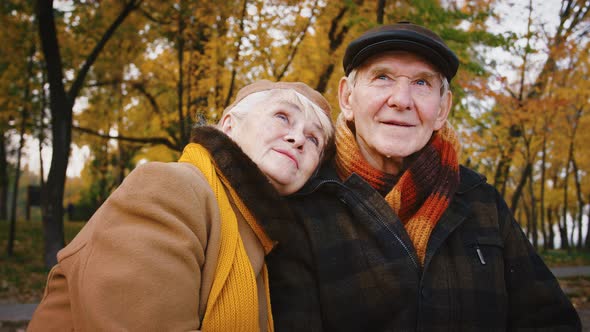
221;92;327;195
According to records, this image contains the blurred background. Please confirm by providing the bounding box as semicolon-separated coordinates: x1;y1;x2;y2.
1;0;590;330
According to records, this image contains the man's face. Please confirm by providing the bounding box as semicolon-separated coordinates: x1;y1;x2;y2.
338;51;452;174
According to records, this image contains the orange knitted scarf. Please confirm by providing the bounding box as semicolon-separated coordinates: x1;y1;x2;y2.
335;114;460;264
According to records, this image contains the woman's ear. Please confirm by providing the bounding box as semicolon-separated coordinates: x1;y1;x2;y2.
220;113;233;135
338;77;354;121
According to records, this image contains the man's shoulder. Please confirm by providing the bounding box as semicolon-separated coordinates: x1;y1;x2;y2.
456;166;509;215
457;165;489;194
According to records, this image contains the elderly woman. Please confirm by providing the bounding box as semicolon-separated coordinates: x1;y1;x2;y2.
28;80;333;332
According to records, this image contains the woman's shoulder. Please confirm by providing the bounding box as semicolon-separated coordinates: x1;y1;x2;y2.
114;162;218;210
125;162;210;189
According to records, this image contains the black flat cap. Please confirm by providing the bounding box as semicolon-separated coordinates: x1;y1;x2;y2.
343;22;459;81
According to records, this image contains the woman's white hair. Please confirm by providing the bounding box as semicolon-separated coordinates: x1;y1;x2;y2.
218;88;334;152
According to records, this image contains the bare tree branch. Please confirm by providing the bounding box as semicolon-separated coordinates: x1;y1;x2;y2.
74;125;180;151
276;0;320;81
224;0;249;107
68;0;143;101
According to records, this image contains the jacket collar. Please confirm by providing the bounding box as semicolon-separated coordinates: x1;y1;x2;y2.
190;126;294;237
292;161;342;196
456;166;487;194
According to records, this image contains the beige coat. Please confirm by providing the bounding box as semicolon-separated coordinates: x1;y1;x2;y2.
28;127;291;331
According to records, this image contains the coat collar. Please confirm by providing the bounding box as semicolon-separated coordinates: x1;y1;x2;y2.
300;163;487;195
190;126;295;239
456;166;487;194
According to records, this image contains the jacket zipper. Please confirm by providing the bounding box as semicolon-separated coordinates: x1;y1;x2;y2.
303;179;419;271
352;191;420;271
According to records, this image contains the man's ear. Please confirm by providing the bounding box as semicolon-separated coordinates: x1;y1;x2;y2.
220;113;233;135
338;77;354;121
434;90;452;130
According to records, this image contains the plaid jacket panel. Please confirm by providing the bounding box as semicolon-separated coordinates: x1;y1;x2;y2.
267;165;580;332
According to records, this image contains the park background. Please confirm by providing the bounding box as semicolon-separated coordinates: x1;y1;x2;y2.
1;0;590;329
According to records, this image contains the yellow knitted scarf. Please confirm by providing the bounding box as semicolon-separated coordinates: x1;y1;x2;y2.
334;114;460;264
179;143;274;332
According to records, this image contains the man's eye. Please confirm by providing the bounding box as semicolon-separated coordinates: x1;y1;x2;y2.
377;74;389;80
415;79;429;86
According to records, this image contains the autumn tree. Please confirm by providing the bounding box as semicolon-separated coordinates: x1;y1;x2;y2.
465;0;590;249
13;0;587;265
0;0;44;256
35;0;142;267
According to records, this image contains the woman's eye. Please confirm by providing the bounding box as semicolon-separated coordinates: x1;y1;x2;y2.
275;113;288;122
307;136;319;147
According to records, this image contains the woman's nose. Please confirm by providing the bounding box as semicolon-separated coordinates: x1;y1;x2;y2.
285;132;305;149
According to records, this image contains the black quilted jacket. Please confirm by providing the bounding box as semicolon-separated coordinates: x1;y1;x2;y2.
267;164;580;332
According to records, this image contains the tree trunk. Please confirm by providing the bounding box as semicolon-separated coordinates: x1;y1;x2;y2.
223;0;248;108
38;104;46;191
572;157;584;249
274;0;319;81
526;1;590;100
99;140;110;205
527;160;537;249
376;0;385;24
0;132;7;220
560;106;582;252
315;0;365;93
38;66;48;194
116;96;126;186
510;162;531;214
7;42;35;256
540;210;549;251
35;0;141;267
569;210;578;249
558;209;570;251
539;130;547;250
36;0;71;267
7;106;28;255
547;207;555;250
176;0;187;144
522;194;532;240
493;138;517;198
586;194;590;250
561;164;571;252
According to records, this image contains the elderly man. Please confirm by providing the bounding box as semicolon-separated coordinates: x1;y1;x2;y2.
267;22;580;331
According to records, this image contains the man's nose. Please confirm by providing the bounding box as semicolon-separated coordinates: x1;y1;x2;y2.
386;79;413;110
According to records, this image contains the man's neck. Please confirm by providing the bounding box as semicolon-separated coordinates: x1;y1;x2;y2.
356;137;403;176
